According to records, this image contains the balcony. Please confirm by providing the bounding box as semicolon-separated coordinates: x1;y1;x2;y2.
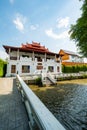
18;57;59;64
10;56;17;60
20;57;32;61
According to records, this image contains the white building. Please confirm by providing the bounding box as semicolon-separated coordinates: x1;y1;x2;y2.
3;42;62;76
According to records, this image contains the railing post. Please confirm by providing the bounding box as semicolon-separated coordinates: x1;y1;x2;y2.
25;100;38;130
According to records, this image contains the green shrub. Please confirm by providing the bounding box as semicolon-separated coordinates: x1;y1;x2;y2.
35;77;43;87
62;65;87;73
82;74;87;78
0;59;7;77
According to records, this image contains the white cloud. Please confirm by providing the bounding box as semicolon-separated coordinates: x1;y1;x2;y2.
13;14;27;32
57;17;70;28
10;0;14;4
13;17;24;31
45;28;69;39
30;24;39;30
0;50;8;60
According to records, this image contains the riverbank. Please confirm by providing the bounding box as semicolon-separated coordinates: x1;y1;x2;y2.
57;78;87;85
29;79;87;130
30;78;87;91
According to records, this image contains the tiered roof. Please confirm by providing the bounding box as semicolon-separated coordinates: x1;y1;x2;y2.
21;41;49;53
3;41;59;56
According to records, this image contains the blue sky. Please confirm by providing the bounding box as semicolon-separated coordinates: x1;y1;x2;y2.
0;0;84;60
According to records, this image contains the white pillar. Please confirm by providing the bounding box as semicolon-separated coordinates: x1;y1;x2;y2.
8;48;11;60
59;56;62;73
55;54;56;61
32;51;35;61
45;53;46;61
17;49;19;60
6;48;11;76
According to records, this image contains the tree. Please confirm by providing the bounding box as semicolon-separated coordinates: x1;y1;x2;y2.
69;0;87;57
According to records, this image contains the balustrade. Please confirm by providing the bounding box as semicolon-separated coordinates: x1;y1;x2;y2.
16;75;65;130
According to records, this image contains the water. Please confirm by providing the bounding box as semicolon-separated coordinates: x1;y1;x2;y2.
31;79;87;130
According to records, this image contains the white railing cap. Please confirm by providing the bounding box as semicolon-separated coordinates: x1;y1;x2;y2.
17;75;66;130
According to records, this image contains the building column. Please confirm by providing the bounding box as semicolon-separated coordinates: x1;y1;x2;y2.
8;48;11;60
32;51;35;61
55;54;56;61
45;53;46;62
17;49;19;60
7;48;11;76
59;56;62;73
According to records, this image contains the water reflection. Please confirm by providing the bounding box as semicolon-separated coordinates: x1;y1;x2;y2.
31;80;87;130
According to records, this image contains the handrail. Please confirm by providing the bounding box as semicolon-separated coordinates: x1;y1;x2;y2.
47;72;56;84
16;74;66;130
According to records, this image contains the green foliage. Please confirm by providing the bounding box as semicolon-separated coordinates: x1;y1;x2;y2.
62;65;87;73
69;0;87;57
35;77;43;87
82;74;87;78
0;59;7;77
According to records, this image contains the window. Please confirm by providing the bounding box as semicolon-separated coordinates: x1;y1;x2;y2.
37;57;42;62
22;55;29;58
37;66;43;70
11;65;16;73
22;65;30;73
57;66;60;72
48;66;54;72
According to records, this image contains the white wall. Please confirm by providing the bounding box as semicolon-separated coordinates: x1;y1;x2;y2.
6;57;61;76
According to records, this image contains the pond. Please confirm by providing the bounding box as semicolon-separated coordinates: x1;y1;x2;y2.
30;79;87;130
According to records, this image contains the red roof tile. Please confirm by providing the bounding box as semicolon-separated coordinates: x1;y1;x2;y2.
3;41;59;56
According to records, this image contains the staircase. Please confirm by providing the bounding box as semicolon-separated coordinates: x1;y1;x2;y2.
47;72;56;84
41;72;57;85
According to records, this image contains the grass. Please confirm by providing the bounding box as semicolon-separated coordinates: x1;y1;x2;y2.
57;78;87;85
29;78;87;92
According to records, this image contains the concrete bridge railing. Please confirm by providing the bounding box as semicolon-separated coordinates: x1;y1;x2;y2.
16;75;66;130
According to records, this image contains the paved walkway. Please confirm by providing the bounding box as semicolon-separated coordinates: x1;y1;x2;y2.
0;77;29;130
